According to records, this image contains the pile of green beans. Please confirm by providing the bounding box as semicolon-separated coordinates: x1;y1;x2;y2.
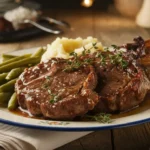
0;47;45;110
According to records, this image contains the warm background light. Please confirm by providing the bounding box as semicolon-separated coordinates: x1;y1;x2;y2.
81;0;94;7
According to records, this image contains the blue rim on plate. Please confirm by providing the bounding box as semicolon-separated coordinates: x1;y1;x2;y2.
0;48;150;131
0;117;150;131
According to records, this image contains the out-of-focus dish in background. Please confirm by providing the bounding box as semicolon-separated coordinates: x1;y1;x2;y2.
114;0;143;18
0;1;71;42
0;0;150;43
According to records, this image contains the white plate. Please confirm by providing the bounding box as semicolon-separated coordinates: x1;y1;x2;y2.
0;47;150;131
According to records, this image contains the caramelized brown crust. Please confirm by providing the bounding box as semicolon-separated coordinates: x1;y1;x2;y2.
15;58;99;119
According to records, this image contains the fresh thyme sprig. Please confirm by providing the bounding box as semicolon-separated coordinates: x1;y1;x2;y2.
70;52;78;60
111;44;119;49
48;89;59;104
96;52;106;65
45;75;50;80
89;44;128;69
63;43;98;72
64;43;128;72
49;95;59;104
42;75;51;89
85;113;112;123
109;52;128;69
42;76;60;104
82;42;98;55
92;42;99;49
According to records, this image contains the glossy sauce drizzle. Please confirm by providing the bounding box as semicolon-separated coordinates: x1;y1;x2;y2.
11;94;150;120
12;107;44;120
112;93;150;119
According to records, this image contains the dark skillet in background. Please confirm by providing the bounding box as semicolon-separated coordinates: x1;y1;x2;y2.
0;0;50;43
0;17;61;43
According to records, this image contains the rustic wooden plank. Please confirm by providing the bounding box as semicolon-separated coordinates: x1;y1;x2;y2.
0;43;20;54
93;10;150;46
113;123;150;150
55;9;94;38
56;131;112;150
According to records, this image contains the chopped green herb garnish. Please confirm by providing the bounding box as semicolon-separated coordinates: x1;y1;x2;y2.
46;88;60;104
84;58;92;64
64;43;128;72
111;45;118;49
92;43;97;47
92;42;98;49
121;60;128;68
85;113;112;123
43;84;49;89
104;47;109;52
64;43;99;72
49;95;59;104
49;99;55;104
82;46;86;55
87;49;91;54
109;52;128;69
42;76;51;89
96;52;106;65
46;76;50;80
70;52;78;58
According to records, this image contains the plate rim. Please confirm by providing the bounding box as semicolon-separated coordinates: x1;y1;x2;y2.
0;47;150;131
0;117;150;131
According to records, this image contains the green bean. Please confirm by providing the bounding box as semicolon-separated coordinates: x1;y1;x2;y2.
0;79;17;92
6;67;25;80
0;92;12;104
2;54;17;59
8;92;18;110
1;54;17;62
0;73;8;84
0;56;40;73
31;47;46;57
0;54;32;67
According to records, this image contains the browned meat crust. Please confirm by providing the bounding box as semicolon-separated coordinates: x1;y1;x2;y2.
15;37;150;119
15;58;99;120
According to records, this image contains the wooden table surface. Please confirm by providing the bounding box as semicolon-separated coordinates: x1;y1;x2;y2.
0;9;150;150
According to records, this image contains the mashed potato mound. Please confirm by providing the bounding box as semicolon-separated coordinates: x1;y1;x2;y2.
41;37;103;61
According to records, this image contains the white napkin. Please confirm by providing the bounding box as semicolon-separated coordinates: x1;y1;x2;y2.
0;123;91;150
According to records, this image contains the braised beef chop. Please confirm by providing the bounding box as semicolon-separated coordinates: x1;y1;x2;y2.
92;37;150;113
15;37;150;119
93;65;150;113
15;58;99;120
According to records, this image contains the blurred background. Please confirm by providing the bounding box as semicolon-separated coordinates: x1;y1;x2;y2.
0;0;144;17
0;0;149;44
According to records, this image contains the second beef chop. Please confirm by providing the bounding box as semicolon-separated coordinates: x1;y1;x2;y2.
92;37;150;113
93;65;150;113
15;58;99;120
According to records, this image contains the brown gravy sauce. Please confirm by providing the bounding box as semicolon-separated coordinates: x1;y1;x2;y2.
10;94;150;120
112;93;150;119
11;107;45;120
